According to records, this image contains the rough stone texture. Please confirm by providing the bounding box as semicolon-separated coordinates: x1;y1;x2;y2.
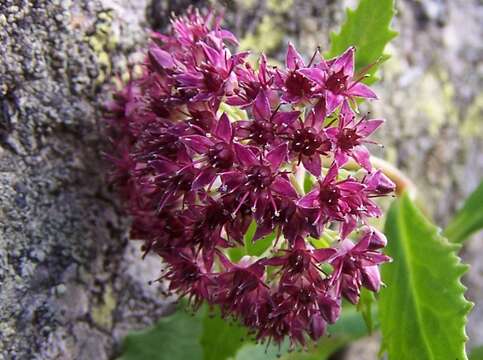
0;0;481;359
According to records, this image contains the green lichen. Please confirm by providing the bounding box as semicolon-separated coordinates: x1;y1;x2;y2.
415;69;457;135
267;0;293;14
84;10;117;85
91;284;116;330
239;16;283;54
461;93;483;139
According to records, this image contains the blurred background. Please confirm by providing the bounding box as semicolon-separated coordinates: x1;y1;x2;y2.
0;0;481;359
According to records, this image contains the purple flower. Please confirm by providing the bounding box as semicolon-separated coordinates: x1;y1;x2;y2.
297;163;366;233
299;47;377;113
235;91;300;148
330;230;391;303
104;10;394;347
327;102;384;171
221;142;297;220
282;101;332;176
274;43;316;104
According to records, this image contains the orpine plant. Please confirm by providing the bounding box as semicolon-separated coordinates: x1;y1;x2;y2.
105;9;395;347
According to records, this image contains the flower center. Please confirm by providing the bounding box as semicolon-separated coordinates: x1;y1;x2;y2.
319;185;340;207
203;71;224;92
337;128;360;151
248;120;275;146
291;127;323;156
288;250;310;273
285;71;313;98
208;142;234;169
325;69;348;94
247;165;273;190
297;288;316;304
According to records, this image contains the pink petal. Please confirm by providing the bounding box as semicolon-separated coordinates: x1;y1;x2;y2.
192;168;216;190
253;91;271;120
361;265;381;292
349;82;378;99
302;154;322;177
325;93;344;114
286;42;305;69
334;149;349;168
309;314;326;340
253;223;274;242
267;143;288;170
215;113;233;143
271;177;298;198
313;248;337;262
357;119;384;137
332;46;355;76
340;217;357;239
148;47;175;69
272;110;300;127
181;135;213;153
234;143;258;167
323;163;339;185
352;145;372;171
298;68;325;84
297;189;320;208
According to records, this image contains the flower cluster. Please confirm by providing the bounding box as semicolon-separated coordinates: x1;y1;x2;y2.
105;9;395;347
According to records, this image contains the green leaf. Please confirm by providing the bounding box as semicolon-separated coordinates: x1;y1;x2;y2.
444;181;483;243
119;307;203;360
245;221;276;257
379;193;472;360
357;288;376;333
326;0;397;83
201;307;249;360
229;221;276;261
219;102;248;121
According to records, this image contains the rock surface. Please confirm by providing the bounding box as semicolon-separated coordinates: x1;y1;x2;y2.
0;0;481;359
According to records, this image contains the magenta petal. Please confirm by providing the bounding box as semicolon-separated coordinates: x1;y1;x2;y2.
267;143;288;170
201;43;222;67
262;256;287;266
271;177;298;198
366;227;387;249
357;119;384;137
340;217;357;239
253;91;271;120
219;29;239;44
286;42;305;69
338;180;365;192
298;68;325;84
302;154;322;177
366;170;395;195
332;46;354;76
313;248;337;262
253;223;274;242
272;111;300;127
352;145;372;171
335;149;349;168
349;82;378;99
215;113;233;143
361;265;381;292
149;47;175;69
326;93;344;114
309;314;326;341
192;168;216;190
322;163;339;185
234;143;258;167
298;189;319;208
182;135;213;153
